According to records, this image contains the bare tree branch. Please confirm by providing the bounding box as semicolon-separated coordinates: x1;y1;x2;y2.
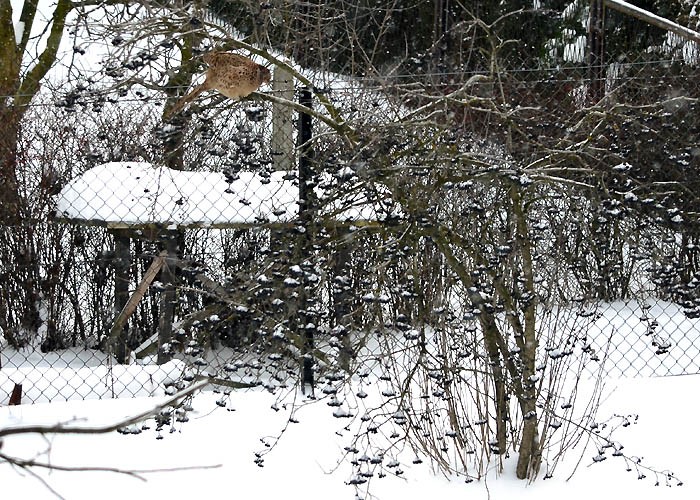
0;379;207;440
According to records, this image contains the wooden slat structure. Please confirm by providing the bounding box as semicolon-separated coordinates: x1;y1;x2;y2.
54;161;399;366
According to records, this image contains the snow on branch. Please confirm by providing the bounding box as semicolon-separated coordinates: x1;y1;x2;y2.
605;0;700;44
0;379;207;440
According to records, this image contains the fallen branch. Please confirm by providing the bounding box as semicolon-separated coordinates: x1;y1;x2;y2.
605;0;700;44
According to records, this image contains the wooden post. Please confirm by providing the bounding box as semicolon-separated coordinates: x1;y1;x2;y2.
271;67;294;172
9;383;22;405
106;250;166;355
268;66;294;281
111;229;131;364
157;233;178;365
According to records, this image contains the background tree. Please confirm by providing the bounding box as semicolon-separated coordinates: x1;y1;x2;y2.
0;0;73;222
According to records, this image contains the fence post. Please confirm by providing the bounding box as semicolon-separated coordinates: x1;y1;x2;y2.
112;229;131;364
587;0;606;103
271;67;294;172
298;86;316;395
157;233;178;365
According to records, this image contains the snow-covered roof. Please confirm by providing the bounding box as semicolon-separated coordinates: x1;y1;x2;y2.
55;162;397;228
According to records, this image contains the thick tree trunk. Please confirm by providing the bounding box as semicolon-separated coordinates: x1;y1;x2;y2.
515;327;541;479
516;398;541;479
0;0;72;347
0;110;21;225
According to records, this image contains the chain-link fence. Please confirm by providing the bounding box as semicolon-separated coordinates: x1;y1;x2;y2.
2;9;700;406
0;74;407;403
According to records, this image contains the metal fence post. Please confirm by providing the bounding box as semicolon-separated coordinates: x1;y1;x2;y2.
298;86;316;395
588;0;606;103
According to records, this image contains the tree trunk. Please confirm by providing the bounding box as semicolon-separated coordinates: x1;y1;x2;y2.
481;315;509;455
0;109;21;225
0;0;21;225
431;227;511;457
0;0;72;347
511;184;542;480
516;398;541;479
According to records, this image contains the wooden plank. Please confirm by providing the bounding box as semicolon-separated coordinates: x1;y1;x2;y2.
271;67;295;172
105;250;167;352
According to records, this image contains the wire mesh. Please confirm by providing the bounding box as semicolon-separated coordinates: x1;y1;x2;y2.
2;43;700;405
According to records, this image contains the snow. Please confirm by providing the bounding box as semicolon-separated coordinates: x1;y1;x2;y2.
10;0;66;71
1;300;699;499
55;162;398;227
13;20;24;45
0;371;697;500
56;162;297;226
6;2;700;498
586;301;700;377
0;363;184;404
564;35;587;63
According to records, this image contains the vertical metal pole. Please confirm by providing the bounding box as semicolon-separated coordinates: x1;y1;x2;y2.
588;0;606;103
298;87;313;217
298;86;315;395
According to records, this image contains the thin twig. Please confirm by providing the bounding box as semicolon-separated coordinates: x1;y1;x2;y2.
0;453;221;479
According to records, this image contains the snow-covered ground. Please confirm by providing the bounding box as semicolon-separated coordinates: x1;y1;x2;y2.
581;300;700;377
1;320;698;500
0;374;697;500
4;2;700;498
